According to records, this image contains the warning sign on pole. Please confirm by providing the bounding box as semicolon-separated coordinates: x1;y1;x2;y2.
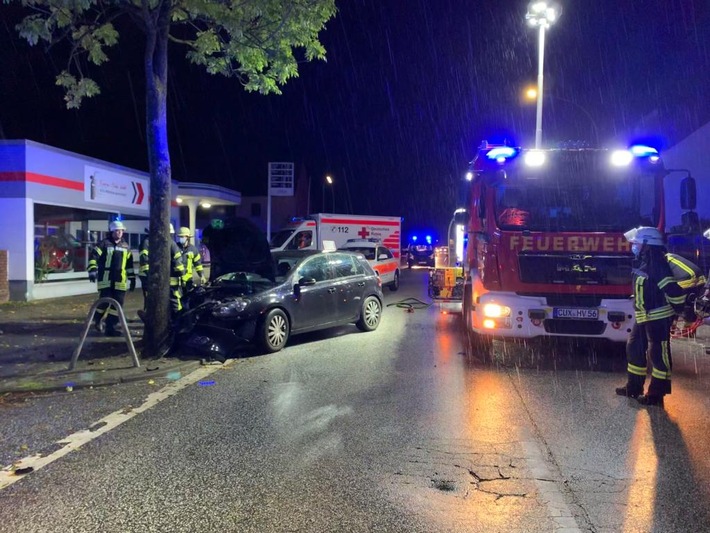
268;162;294;197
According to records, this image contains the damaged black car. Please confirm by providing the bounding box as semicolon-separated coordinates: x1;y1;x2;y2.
175;234;384;361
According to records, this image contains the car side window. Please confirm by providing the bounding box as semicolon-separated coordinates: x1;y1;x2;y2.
380;247;393;259
297;255;332;282
331;254;358;278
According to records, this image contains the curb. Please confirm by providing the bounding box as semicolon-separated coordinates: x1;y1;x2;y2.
0;359;203;394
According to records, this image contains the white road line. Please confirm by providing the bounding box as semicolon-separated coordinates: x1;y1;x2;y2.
521;440;583;532
0;362;231;490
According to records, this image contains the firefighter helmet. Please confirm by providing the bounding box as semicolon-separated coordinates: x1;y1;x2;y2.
178;227;192;238
624;226;665;247
109;220;126;232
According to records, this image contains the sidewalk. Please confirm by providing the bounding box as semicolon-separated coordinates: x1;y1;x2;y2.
0;291;201;394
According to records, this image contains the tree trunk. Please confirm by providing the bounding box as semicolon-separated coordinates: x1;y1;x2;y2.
142;10;172;358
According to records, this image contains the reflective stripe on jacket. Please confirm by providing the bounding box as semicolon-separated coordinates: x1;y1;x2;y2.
88;238;135;291
632;261;685;324
179;244;203;283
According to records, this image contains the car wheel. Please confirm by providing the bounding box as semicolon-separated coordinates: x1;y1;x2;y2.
356;296;382;332
389;270;400;292
258;308;289;353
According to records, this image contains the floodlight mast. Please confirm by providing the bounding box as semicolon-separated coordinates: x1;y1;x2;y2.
525;2;559;149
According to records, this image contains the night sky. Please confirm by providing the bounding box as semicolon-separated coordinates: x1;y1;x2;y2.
1;0;710;239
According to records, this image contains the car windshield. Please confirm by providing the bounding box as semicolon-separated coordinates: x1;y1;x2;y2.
494;156;657;232
211;272;276;294
270;228;296;248
341;246;376;260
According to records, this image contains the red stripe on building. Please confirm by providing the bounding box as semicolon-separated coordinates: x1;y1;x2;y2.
0;171;84;191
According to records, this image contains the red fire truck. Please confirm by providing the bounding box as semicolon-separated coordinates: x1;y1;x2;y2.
461;141;697;349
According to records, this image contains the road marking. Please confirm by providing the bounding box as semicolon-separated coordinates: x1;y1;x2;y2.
0;362;231;490
521;440;583;532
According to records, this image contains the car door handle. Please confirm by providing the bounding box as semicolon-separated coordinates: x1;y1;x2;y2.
328;287;337;293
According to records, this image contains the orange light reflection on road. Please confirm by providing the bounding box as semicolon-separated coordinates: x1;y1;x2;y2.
435;312;452;364
621;412;656;533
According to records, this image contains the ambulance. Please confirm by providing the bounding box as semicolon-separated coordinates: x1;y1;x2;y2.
270;213;402;257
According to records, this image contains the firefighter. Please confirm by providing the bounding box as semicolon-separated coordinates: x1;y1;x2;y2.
137;224;185;323
176;226;205;293
665;251;707;323
138;228;150;308
87;220;136;337
615;226;686;406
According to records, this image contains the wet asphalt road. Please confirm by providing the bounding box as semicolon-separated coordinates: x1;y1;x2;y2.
1;268;710;532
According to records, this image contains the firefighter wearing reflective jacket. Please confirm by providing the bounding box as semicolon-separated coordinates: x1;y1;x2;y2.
666;251;707;323
615;227;686;406
138;228;150;308
176;227;205;293
137;224;186;321
87;220;136;337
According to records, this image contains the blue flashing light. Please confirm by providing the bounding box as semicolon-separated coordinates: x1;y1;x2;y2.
411;235;418;242
629;145;659;157
425;235;432;245
485;147;518;162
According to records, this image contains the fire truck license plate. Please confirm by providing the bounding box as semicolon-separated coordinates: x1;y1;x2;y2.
553;308;599;320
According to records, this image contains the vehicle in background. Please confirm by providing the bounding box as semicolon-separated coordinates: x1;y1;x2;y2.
339;238;400;291
177;249;384;360
460;141;697;350
406;234;435;268
270;213;402;258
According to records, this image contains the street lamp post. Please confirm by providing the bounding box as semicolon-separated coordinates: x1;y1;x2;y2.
323;175;334;212
524;88;599;146
525;1;559;149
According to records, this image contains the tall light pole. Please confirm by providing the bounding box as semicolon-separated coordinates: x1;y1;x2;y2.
323;175;334;212
526;1;559;149
523;87;599;145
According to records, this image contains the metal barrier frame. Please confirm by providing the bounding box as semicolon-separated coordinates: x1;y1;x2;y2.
69;297;140;370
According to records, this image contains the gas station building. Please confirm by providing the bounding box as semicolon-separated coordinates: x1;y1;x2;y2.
0;139;241;301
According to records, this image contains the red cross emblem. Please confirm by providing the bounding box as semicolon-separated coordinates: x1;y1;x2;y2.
358;227;370;239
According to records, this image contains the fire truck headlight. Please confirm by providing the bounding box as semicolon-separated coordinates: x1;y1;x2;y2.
610;150;633;166
524;150;546;167
483;303;511;318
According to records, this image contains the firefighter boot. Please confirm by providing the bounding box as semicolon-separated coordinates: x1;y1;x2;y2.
615;385;642;399
616;374;644;399
637;394;664;406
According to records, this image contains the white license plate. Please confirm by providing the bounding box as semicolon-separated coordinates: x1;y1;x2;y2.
553;307;599;320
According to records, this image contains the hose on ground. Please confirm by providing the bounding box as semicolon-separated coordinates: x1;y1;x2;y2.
387;297;432;311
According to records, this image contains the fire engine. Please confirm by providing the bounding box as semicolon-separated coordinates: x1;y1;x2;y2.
460;141;698;349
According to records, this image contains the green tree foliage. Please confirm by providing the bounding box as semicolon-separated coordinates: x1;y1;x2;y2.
6;0;337;357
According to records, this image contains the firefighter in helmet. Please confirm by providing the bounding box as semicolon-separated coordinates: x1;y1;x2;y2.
87;220;136;336
176;226;205;293
137;224;186;323
615;226;686;406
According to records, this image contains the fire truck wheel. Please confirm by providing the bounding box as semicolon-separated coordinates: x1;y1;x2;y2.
467;330;493;361
388;271;400;292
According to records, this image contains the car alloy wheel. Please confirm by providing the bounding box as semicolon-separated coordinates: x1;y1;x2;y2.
259;308;290;353
389;270;400;292
356;296;382;332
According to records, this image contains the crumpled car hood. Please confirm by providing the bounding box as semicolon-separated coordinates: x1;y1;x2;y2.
200;217;276;282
